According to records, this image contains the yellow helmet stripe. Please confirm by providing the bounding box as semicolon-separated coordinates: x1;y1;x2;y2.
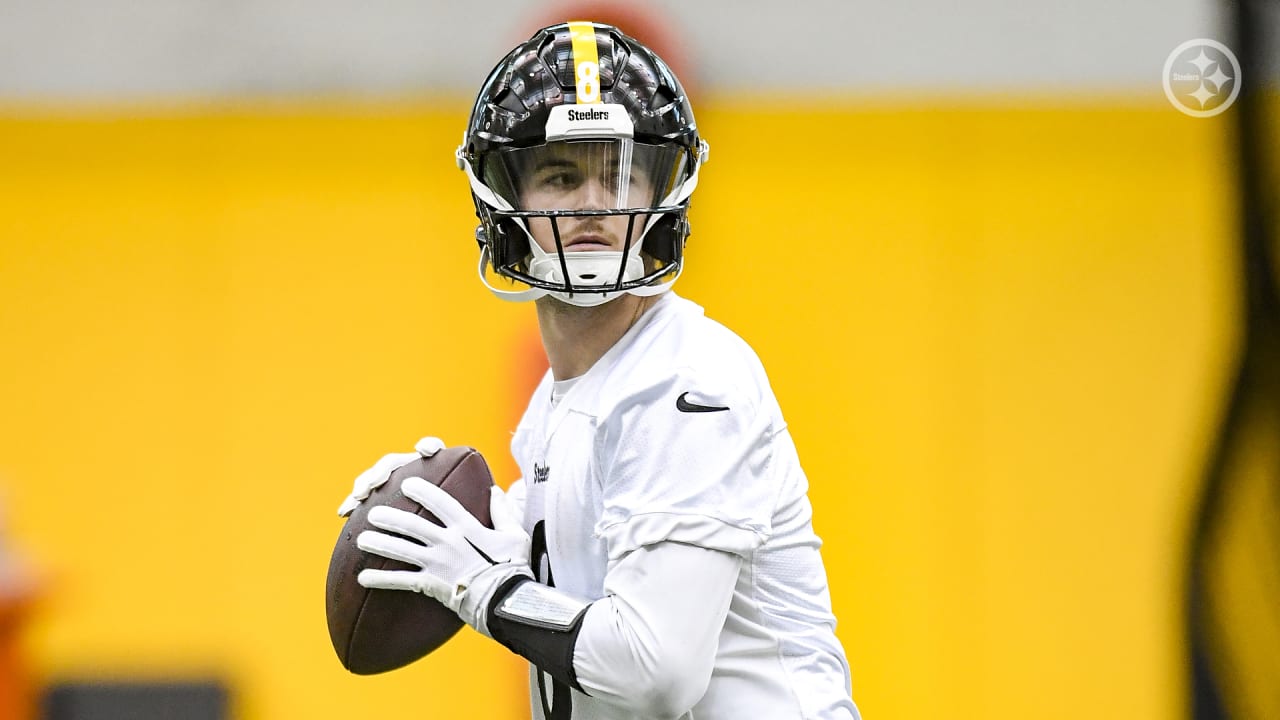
567;21;602;104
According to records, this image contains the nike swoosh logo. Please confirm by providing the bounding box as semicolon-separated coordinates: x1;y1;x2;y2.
676;391;730;413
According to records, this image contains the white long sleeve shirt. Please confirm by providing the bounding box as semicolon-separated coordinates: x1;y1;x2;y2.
508;292;859;720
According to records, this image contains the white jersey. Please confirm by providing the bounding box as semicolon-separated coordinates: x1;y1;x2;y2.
509;292;859;720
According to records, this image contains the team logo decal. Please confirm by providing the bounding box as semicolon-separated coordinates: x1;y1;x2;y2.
533;462;551;484
1162;38;1241;118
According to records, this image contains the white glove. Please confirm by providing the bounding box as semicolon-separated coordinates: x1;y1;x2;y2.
337;436;445;517
356;477;533;635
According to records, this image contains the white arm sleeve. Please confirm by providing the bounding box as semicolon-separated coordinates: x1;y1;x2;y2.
572;540;741;718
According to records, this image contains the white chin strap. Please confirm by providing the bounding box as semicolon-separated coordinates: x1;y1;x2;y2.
526;243;646;307
477;241;681;307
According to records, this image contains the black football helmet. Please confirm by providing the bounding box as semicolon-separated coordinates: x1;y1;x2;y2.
456;21;709;306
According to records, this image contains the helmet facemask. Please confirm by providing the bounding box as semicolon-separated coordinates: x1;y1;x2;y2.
472;133;694;306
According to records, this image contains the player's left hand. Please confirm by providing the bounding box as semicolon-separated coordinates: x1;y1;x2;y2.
356;478;533;635
336;436;446;517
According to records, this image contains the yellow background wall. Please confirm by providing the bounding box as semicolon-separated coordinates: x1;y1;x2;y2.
0;98;1237;718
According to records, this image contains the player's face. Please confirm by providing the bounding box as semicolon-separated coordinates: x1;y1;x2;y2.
517;143;655;255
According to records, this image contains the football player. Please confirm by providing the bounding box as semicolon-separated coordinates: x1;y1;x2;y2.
339;22;861;720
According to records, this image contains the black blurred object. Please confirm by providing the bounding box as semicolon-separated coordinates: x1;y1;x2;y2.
1188;1;1280;719
41;681;228;720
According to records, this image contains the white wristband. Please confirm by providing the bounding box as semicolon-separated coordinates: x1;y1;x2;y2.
494;580;591;631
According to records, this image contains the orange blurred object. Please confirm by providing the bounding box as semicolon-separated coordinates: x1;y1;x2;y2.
0;579;38;720
0;490;39;720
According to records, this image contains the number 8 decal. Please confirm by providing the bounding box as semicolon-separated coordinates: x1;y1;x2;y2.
576;61;600;103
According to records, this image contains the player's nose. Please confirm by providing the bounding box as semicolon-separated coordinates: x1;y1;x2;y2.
570;176;611;210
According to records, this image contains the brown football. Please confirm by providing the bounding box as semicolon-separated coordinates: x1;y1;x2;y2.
326;446;495;674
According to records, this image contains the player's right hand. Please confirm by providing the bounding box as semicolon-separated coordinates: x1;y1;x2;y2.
336;436;445;517
356;480;533;636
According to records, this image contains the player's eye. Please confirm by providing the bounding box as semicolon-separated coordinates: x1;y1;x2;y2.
596;170;639;194
534;167;582;191
599;165;629;189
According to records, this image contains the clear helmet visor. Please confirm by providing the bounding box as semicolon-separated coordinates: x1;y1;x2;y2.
482;139;688;213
